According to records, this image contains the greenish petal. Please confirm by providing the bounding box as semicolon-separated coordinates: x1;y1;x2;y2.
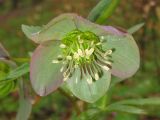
30;41;63;96
102;34;140;79
22;14;112;43
67;68;111;103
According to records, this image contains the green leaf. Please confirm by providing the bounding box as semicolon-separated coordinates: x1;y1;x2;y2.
114;98;160;106
67;68;111;103
30;41;63;96
22;14;116;44
0;63;29;97
6;63;29;80
102;34;140;79
0;62;15;97
0;71;15;97
0;61;10;73
128;23;145;34
0;63;29;84
105;98;160;115
0;63;29;88
78;108;101;120
88;0;120;24
107;104;146;114
16;80;32;120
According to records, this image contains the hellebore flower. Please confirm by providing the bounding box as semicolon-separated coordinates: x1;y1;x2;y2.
22;13;140;103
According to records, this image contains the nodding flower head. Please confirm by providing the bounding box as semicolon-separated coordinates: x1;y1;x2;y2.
22;13;140;102
52;29;114;84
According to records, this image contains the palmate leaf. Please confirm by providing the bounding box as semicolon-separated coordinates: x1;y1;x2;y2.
30;41;63;96
67;68;111;103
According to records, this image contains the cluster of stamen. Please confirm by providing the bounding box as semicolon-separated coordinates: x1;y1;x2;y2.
52;30;114;84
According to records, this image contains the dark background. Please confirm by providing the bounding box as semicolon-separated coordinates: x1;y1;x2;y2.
0;0;160;120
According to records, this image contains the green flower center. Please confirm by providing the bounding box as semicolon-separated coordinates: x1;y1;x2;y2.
61;30;101;65
52;30;114;84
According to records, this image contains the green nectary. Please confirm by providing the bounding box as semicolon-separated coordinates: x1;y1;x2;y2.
62;29;100;47
61;29;102;65
52;29;113;83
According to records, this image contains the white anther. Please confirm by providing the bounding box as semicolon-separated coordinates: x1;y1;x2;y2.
102;65;110;71
60;44;66;48
100;36;104;40
78;35;84;44
63;72;66;77
104;61;112;65
62;61;67;64
91;41;94;46
74;64;78;68
60;67;64;72
78;49;84;57
87;78;93;84
75;77;78;84
96;42;102;46
52;60;59;63
58;55;63;58
66;56;72;60
104;50;112;56
95;73;99;80
73;52;80;59
63;76;68;81
85;49;89;54
85;48;94;56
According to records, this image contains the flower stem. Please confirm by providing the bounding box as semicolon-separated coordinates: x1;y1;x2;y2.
58;88;81;115
11;57;30;63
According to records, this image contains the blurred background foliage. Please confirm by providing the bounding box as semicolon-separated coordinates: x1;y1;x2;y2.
0;0;160;120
